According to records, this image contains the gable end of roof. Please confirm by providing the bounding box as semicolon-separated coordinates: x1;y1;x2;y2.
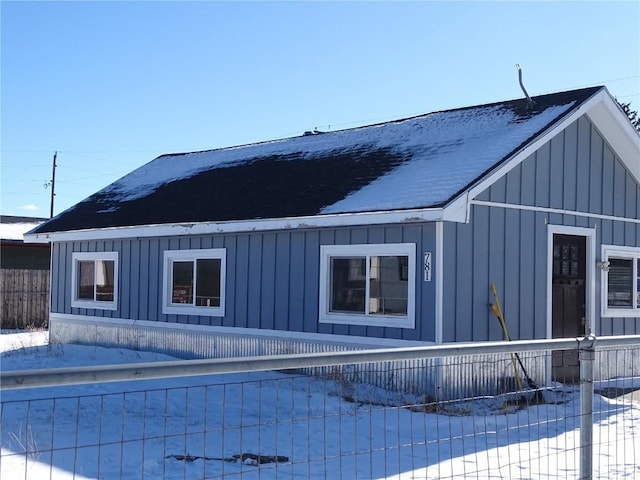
454;87;639;208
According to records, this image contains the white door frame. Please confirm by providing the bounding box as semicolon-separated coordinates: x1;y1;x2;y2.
546;224;597;340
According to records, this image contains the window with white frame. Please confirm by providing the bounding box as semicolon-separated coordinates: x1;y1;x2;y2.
71;252;118;310
162;249;226;316
601;246;640;317
319;243;415;328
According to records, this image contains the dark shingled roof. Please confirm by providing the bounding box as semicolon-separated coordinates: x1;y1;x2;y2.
33;86;603;234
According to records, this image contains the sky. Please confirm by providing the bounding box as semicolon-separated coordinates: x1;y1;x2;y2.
1;1;639;218
2;330;639;478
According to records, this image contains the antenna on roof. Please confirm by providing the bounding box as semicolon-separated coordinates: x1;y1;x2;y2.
516;64;535;109
303;127;326;136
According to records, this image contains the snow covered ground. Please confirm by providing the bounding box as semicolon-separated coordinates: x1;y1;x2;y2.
1;330;639;479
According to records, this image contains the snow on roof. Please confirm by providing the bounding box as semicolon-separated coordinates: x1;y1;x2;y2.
32;86;604;234
0;217;47;241
105;102;573;211
321;103;573;213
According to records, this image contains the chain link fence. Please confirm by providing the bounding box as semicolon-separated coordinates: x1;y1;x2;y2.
1;335;639;479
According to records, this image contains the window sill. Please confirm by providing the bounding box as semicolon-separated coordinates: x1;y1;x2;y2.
601;308;640;318
71;299;117;311
319;312;415;329
162;305;225;317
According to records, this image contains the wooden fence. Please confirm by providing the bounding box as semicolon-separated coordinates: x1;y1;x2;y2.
0;269;49;329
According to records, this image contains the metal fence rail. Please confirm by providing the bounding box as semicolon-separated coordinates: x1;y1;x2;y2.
1;335;639;479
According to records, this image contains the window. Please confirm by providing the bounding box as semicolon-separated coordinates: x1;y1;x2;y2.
162;249;226;316
71;252;118;310
601;246;640;317
319;244;415;328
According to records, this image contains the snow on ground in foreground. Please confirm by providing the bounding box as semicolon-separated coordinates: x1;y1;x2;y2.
1;330;639;479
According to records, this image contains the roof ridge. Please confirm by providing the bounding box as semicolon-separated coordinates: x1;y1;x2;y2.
0;215;48;224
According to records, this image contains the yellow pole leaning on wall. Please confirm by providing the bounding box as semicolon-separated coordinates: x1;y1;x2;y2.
490;282;523;392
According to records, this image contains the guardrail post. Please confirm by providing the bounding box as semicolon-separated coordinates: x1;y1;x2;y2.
579;334;596;480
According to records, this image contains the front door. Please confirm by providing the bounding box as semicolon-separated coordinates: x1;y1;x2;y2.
551;234;586;383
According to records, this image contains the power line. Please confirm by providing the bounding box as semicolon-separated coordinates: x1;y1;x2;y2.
1;164;52;168
1;149;163;154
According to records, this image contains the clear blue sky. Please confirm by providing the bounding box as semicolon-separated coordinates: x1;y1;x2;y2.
1;1;639;218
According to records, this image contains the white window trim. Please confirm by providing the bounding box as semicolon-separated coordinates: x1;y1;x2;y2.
319;243;416;329
71;251;119;310
601;245;640;318
162;248;226;317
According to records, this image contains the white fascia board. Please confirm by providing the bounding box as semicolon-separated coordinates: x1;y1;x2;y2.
442;192;470;223
586;90;640;183
24;207;446;243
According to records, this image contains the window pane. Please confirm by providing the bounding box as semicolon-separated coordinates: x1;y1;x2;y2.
95;260;115;302
608;258;633;308
77;261;95;300
172;261;194;304
330;257;366;313
369;256;408;316
553;242;581;277
195;258;221;307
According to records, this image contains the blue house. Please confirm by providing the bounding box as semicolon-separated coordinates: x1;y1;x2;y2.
27;86;640;391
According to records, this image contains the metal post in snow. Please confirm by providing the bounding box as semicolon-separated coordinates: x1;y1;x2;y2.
579;334;596;480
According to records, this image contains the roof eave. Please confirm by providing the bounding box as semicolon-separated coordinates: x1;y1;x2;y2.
24;207;448;243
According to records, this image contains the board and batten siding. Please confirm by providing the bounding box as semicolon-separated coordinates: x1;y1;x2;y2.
444;116;640;342
50;223;438;342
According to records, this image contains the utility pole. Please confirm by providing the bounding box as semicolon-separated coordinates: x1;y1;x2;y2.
50;151;57;218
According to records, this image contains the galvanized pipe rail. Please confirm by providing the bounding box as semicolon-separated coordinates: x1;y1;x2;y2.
2;334;639;391
579;335;596;480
